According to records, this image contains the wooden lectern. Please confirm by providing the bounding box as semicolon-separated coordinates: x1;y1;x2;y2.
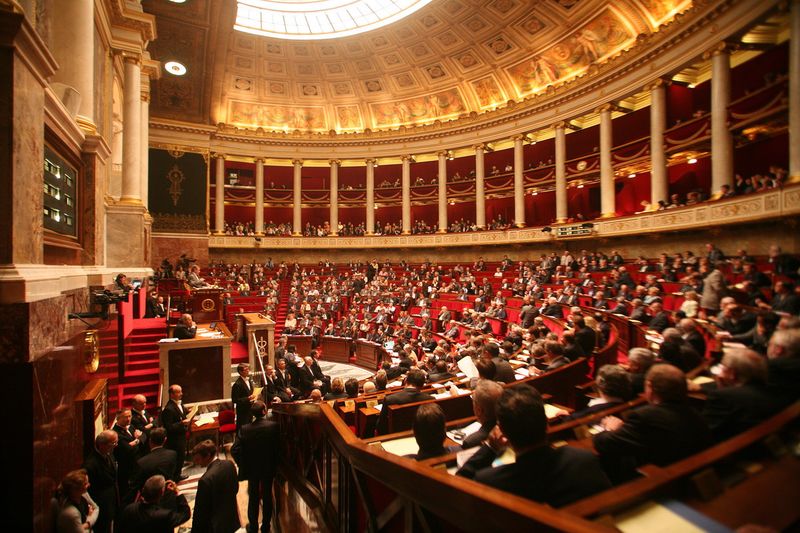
188;289;223;322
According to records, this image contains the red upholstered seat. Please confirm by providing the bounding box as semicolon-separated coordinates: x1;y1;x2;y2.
218;409;237;445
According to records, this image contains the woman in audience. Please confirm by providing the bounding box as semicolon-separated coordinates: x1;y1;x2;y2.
53;469;98;533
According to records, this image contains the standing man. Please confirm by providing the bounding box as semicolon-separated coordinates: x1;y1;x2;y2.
111;409;142;499
126;427;177;501
233;401;280;533
232;363;256;430
160;384;190;481
191;440;241;533
82;430;119;533
130;394;154;454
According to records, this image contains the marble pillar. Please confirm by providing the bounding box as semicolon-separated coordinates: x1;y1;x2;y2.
140;89;150;209
402;156;411;234
215;154;225;234
554;122;568;223
438;151;448;233
475;144;486;229
121;55;142;203
329;160;339;235
255;158;264;235
293;160;302;235
513;136;525;227
790;0;800;182
709;44;734;195
50;0;94;128
599;104;616;217
365;159;375;235
649;80;668;205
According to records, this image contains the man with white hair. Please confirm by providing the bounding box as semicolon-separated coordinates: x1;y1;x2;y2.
703;348;783;441
117;475;190;531
766;327;800;405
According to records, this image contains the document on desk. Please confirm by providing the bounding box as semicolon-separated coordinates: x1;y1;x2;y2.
614;500;730;533
543;404;563;419
457;356;479;379
446;420;482;445
379;436;419;457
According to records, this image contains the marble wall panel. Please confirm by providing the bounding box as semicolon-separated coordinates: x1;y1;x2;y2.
152;234;210;270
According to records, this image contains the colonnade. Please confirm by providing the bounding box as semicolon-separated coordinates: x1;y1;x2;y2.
212;23;800;235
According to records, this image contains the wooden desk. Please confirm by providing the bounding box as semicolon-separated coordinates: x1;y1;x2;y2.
321;336;352;363
354;339;387;370
285;335;313;358
189;289;223;322
159;323;232;404
190;416;219;448
239;313;275;367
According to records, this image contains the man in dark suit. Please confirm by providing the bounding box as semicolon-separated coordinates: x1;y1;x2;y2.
461;380;504;449
112;409;142;500
232;402;280;533
519;300;539;328
593;364;711;483
117;475;190;533
482;343;515;384
646;302;670;333
82;430;120;533
130;394;154;454
457;386;611;507
232;363;257;430
679;318;707;357
191;440;241;533
427;360;456;383
297;356;322;398
127;428;177;502
703;348;783;442
375;369;434;435
767;328;800;406
159;384;190;481
573;316;597;355
274;358;301;401
541;297;562;318
173;313;196;339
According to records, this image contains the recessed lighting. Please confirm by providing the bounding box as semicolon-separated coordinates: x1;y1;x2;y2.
577;184;585;189
628;173;636;178
169;0;187;3
687;83;696;89
688;158;698;164
165;61;187;76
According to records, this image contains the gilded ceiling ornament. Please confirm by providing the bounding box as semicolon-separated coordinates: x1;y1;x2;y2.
166;164;186;206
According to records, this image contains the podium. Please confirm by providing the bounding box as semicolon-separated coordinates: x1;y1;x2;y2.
159;323;232;405
188;289;223;322
238;313;275;368
355;340;388;370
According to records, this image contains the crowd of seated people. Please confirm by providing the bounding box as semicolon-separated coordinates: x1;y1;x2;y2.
223;220;257;236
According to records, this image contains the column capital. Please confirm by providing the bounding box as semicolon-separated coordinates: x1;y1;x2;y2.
292;159;303;166
254;157;265;165
703;41;736;59
401;155;413;162
645;78;670;92
212;153;226;160
365;158;377;165
436;151;448;158
140;91;150;103
473;143;486;152
553;121;567;131
329;159;341;167
512;134;525;142
596;103;614;114
120;52;142;66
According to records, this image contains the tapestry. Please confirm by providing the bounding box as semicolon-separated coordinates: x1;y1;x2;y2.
149;148;207;233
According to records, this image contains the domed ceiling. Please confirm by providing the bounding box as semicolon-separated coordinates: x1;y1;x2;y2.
143;0;692;134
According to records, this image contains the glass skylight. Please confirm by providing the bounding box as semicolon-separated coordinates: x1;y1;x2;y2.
235;0;433;40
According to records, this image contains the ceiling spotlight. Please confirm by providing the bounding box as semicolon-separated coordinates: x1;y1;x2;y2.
577;184;585;189
628;173;636;178
688;158;698;164
164;61;187;76
169;0;187;3
687;83;696;89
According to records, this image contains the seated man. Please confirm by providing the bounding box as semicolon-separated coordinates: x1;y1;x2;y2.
407;403;457;461
457;387;611;507
593;364;711;483
703;348;783;442
556;364;633;421
461;380;504;449
375;369;434;435
767;327;800;406
187;265;211;289
117;475;190;532
172;314;196;340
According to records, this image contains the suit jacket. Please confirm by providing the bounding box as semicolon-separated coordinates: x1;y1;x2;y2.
684;331;707;358
542;304;562;318
519;306;539;328
458;444;611;507
648;312;670;333
376;388;434;435
82;449;119;530
594;402;710;481
492;357;516;384
235;417;280;481
461;422;495;449
192;459;241;533
703;383;783;442
159;400;187;451
575;326;597;355
112;424;140;492
768;357;800;406
297;365;317;396
117;493;190;533
128;447;178;497
173;324;196;340
231;376;255;426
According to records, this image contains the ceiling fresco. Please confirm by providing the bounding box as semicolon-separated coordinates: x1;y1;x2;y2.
143;0;693;133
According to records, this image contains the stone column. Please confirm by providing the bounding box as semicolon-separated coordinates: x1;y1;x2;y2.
790;0;800;182
437;151;448;233
708;43;734;195
599;104;616;217
120;55;142;203
50;0;94;128
402;155;411;234
214;154;225;234
365;159;375;234
292;159;303;235
649;80;669;205
513;135;525;227
140;86;150;209
255;158;264;235
475;144;486;229
329;160;339;235
554;122;568;223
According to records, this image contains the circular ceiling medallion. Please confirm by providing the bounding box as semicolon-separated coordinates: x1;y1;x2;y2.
164;61;187;76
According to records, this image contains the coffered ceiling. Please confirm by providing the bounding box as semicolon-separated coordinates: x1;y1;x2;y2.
143;0;692;134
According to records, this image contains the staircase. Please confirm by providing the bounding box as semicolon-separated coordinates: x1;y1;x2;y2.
97;319;166;412
273;278;292;340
